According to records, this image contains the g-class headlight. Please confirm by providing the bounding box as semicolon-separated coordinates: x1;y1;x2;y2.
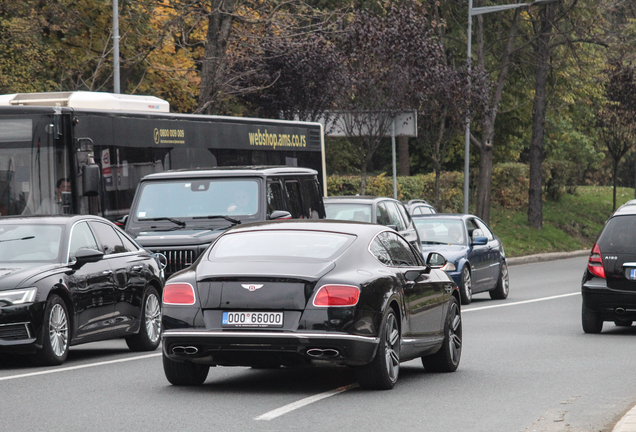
0;287;37;305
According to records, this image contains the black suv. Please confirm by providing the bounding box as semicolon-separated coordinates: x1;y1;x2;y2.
124;166;325;276
582;199;636;333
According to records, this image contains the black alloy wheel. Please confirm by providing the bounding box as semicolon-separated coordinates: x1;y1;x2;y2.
126;287;162;351
459;266;472;305
422;296;462;372
355;308;400;390
490;262;510;300
34;294;69;366
163;354;210;386
581;305;603;334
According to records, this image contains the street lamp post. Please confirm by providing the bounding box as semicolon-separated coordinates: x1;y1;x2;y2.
113;0;120;94
463;0;559;214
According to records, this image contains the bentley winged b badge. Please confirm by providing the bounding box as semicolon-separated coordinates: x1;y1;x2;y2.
241;284;263;292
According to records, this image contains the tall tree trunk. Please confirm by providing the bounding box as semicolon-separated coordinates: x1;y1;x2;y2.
398;136;410;176
528;4;555;229
197;0;237;114
475;129;494;222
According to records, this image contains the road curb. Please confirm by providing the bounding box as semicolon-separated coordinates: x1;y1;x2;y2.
507;249;590;266
614;404;636;432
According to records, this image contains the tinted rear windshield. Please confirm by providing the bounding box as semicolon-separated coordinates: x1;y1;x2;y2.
597;215;636;253
208;230;355;261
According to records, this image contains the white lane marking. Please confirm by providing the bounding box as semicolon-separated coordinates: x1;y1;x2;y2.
255;383;359;421
0;352;161;382
463;292;580;313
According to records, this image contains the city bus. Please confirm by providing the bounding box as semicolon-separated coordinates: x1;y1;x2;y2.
0;92;325;220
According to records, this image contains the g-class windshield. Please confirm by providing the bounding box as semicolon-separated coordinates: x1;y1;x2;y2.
133;178;260;222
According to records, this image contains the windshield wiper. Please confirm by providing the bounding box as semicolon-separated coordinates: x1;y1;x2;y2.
422;241;450;245
138;217;186;227
0;236;35;243
192;215;241;225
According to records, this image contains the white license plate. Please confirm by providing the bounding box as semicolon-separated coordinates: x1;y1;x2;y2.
222;311;283;328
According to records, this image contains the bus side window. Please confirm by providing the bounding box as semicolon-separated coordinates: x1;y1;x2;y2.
267;181;286;217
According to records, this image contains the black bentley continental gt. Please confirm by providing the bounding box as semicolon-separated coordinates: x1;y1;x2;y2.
162;220;462;390
0;215;166;365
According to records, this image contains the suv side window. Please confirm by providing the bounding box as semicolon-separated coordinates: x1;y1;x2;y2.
385;201;406;231
376;202;391;225
302;179;324;219
396;202;412;229
267;181;286;216
285;180;304;218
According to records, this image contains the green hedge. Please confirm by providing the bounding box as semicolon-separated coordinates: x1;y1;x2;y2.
327;162;567;212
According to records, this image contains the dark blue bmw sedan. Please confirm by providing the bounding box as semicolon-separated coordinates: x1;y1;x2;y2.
412;214;509;305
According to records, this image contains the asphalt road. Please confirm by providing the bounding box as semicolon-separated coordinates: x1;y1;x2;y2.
2;256;635;432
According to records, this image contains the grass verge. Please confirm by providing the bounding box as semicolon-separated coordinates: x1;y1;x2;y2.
488;186;634;257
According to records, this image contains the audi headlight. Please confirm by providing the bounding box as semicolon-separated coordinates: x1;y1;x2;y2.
0;287;37;305
441;262;456;271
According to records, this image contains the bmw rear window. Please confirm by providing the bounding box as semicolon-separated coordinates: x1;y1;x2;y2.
208;230;355;261
597;215;636;253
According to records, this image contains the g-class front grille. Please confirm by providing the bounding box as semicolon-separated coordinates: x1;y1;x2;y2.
0;323;31;340
156;249;197;276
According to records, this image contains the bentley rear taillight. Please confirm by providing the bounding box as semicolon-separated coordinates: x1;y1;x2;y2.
163;283;196;305
588;243;605;279
313;284;360;307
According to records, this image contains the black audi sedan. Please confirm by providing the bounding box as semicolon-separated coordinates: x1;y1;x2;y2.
161;220;461;390
0;215;165;365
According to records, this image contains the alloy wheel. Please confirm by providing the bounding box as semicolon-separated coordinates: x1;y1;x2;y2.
448;302;462;365
49;303;69;358
384;313;400;382
144;293;162;344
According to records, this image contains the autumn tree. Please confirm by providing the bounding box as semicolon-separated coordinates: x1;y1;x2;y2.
332;3;453;194
597;62;636;211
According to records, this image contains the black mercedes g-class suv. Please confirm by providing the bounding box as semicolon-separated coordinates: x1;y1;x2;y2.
582;199;636;333
124;166;325;277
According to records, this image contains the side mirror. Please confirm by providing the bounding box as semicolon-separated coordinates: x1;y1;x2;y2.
270;210;292;220
115;214;128;227
73;248;104;265
82;164;100;197
404;269;423;281
426;252;447;269
472;236;488;246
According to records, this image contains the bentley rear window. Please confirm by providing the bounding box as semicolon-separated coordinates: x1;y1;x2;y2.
208;230;354;261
